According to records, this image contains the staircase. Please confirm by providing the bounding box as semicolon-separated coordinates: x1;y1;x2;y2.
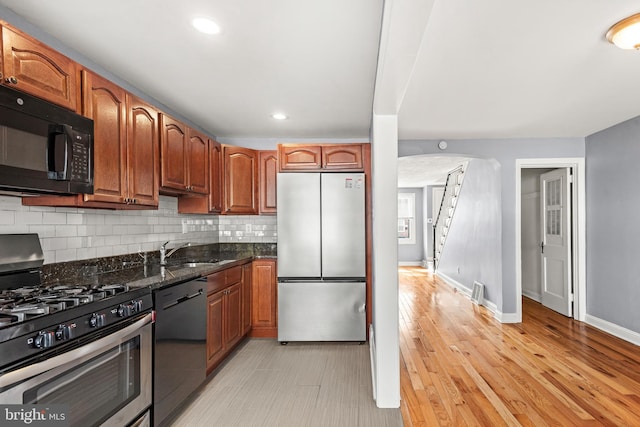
433;164;466;269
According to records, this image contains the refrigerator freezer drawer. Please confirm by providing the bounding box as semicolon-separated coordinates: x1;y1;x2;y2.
277;281;366;342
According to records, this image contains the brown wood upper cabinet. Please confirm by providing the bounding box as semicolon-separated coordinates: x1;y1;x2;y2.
278;145;322;170
222;145;258;214
278;143;364;172
84;71;159;207
126;95;161;207
1;24;78;111
177;140;222;214
23;73;160;209
159;114;209;195
259;151;277;214
209;141;223;213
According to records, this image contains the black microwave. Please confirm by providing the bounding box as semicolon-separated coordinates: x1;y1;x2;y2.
0;84;94;195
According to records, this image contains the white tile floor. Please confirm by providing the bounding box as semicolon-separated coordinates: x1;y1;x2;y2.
168;339;403;427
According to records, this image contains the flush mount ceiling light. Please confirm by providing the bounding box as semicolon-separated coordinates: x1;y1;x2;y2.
192;17;221;35
271;113;289;120
606;13;640;49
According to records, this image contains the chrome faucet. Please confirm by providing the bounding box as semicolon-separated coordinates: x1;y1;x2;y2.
159;241;190;265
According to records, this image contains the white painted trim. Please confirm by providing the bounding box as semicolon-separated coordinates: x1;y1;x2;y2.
497;311;521;323
515;158;586;324
436;271;520;323
371;114;400;409
585;315;640;347
435;271;471;295
522;290;541;303
369;324;377;400
398;261;423;266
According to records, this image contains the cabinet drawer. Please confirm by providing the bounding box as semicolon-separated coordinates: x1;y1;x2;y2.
226;266;242;284
207;271;226;294
207;265;243;294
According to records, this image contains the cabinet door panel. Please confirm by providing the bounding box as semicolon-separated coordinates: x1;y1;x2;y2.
259;151;277;214
2;26;77;111
207;291;225;368
82;70;127;204
251;260;277;333
322;145;363;170
209;141;223;213
160;114;188;192
278;145;321;171
127;96;159;206
242;264;252;335
225;284;242;347
187;129;209;194
223;146;258;214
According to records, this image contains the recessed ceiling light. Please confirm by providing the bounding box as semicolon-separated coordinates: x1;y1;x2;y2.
192;17;221;35
271;113;289;120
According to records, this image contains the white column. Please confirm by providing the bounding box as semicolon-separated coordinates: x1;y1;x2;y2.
371;113;400;408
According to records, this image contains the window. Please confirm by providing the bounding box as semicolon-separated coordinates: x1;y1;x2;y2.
398;192;415;244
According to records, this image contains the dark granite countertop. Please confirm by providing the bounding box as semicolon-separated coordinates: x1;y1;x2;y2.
124;258;253;291
40;243;276;293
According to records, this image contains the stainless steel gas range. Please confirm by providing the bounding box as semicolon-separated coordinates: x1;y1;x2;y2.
0;234;153;427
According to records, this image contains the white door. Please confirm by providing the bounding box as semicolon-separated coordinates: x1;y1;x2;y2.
540;169;573;317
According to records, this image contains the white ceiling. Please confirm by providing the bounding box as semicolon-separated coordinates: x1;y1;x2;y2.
0;0;383;139
398;0;640;140
2;0;640;185
397;156;469;187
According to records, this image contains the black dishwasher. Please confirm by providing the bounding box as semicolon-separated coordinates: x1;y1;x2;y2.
153;277;207;426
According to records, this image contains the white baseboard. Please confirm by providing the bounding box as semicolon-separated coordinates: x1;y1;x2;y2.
522;290;541;302
436;271;520;323
585;315;640;346
435;271;471;296
496;311;521;323
398;261;423;266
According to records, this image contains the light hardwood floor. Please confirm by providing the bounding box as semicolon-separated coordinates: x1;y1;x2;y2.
398;266;640;426
169;339;403;426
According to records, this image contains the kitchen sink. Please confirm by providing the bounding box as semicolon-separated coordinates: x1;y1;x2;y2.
177;262;219;268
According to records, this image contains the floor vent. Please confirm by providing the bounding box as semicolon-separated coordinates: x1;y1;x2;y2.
471;281;484;305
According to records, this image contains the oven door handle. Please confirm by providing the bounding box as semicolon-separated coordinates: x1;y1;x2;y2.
0;312;152;389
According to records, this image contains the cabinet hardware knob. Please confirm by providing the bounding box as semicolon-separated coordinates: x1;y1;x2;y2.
5;76;17;84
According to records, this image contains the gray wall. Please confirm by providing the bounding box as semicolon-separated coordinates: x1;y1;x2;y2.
586;116;640;334
425;185;445;265
436;159;502;306
397;187;424;263
399;138;585;315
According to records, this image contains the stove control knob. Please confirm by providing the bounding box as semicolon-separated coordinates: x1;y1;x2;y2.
34;331;55;349
90;313;106;328
133;300;143;312
118;303;133;317
55;324;76;340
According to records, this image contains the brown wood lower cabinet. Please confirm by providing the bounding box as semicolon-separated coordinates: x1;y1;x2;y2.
249;259;277;338
206;263;251;374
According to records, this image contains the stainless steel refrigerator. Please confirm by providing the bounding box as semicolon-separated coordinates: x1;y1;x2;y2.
277;172;366;342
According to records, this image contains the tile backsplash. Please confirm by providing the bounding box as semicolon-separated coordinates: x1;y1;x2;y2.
218;215;277;243
0;195;276;264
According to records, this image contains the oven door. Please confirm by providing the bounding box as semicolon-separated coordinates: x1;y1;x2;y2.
0;313;152;427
